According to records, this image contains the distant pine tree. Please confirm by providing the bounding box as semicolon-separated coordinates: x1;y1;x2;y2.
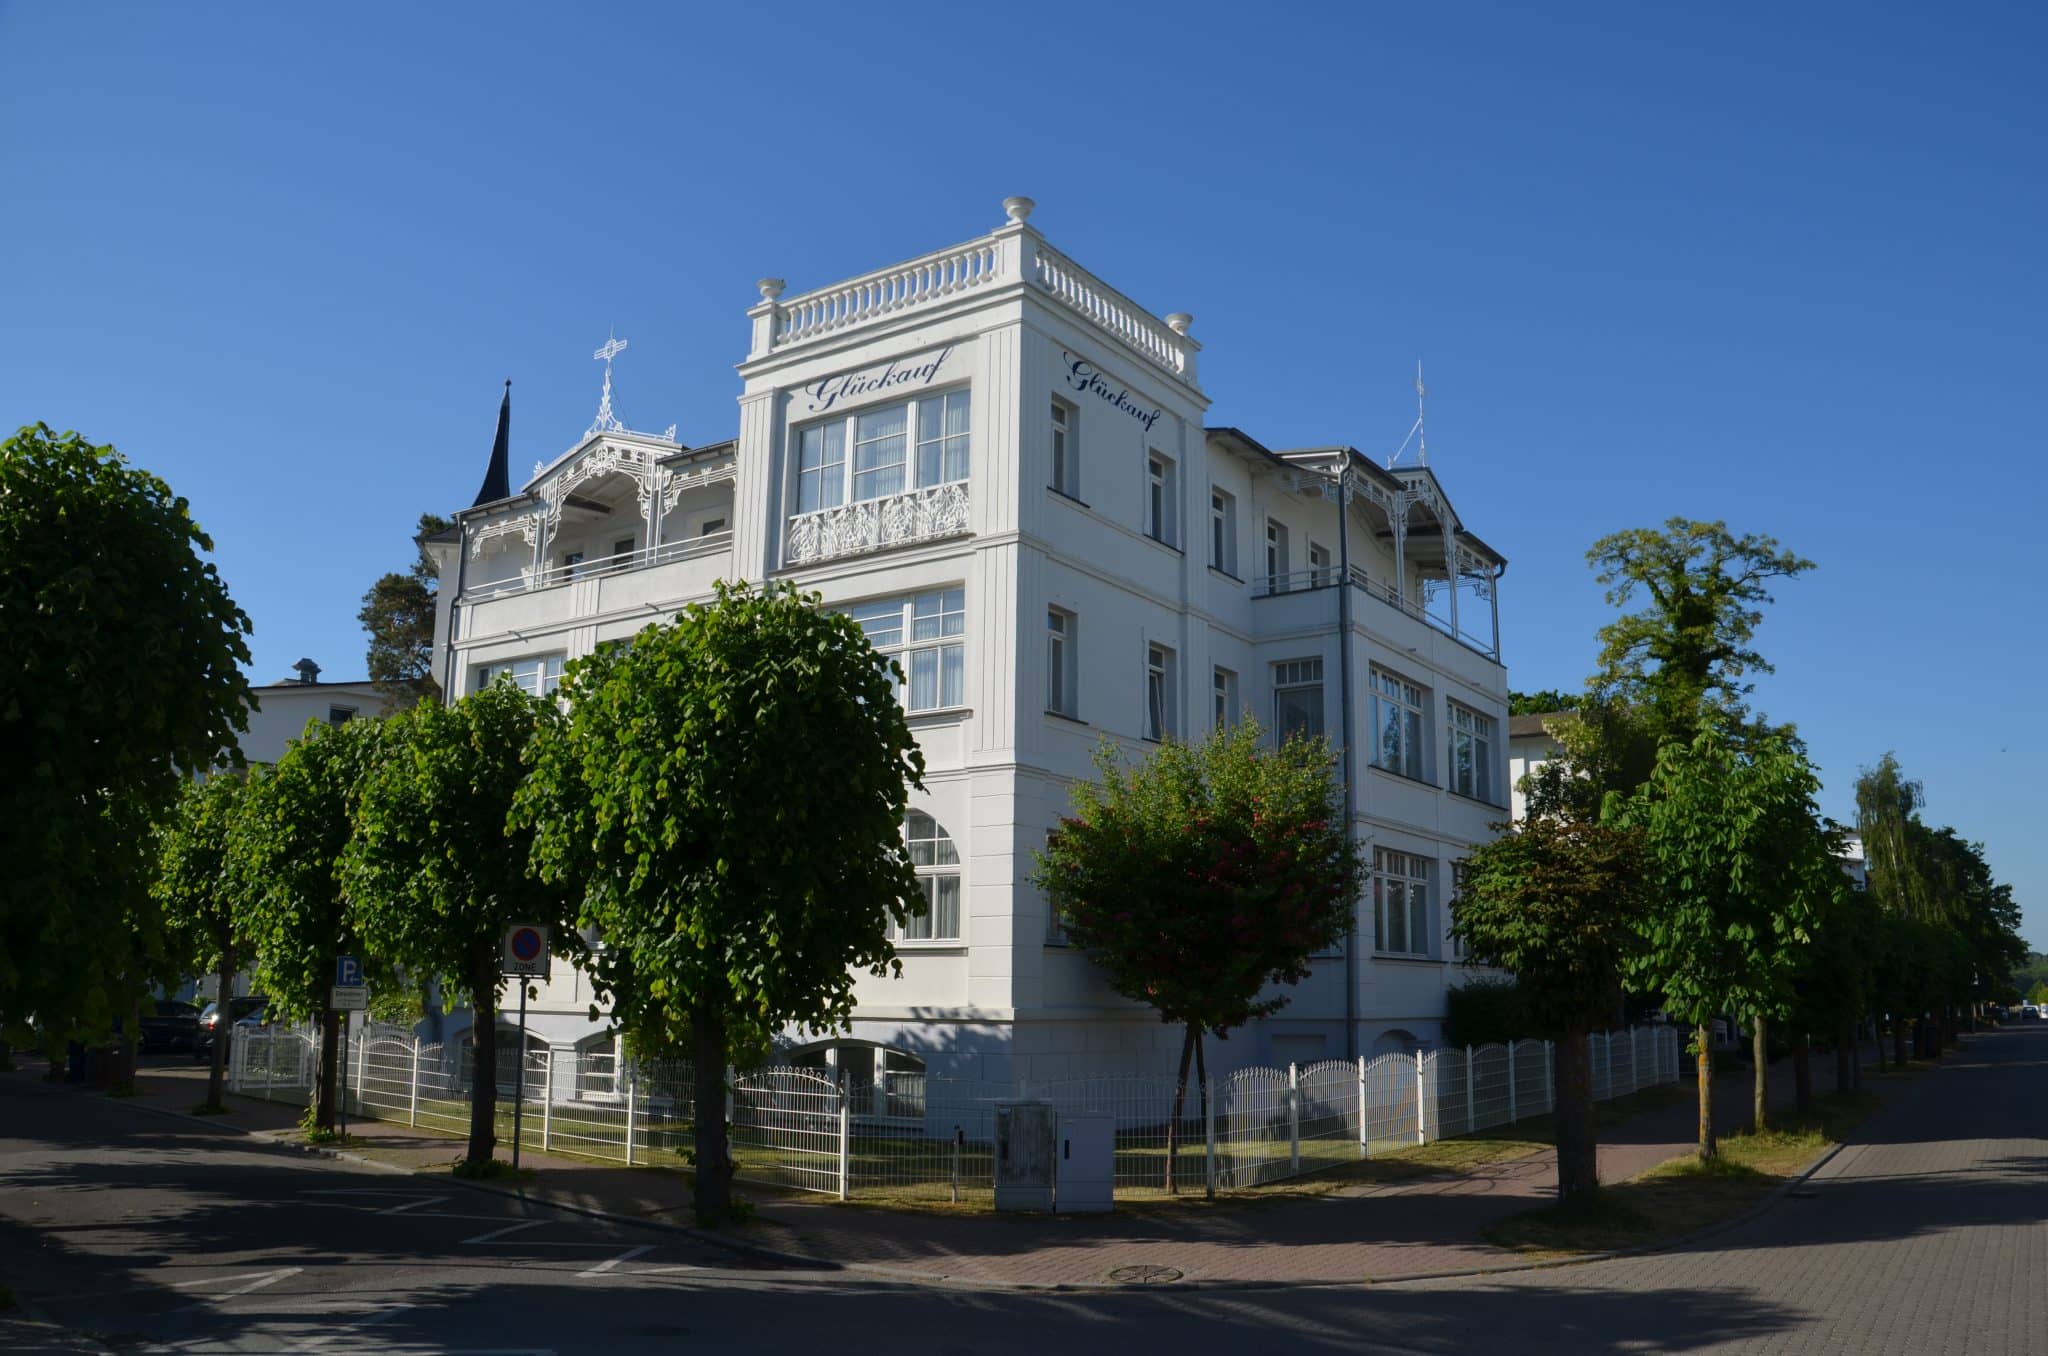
358;513;449;707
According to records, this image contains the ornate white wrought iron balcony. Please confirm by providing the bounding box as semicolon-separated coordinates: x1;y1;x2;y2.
784;483;971;568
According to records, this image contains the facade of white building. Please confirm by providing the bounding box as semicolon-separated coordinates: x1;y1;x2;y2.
426;200;1513;1085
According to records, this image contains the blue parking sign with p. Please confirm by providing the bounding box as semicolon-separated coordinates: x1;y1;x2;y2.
335;955;364;988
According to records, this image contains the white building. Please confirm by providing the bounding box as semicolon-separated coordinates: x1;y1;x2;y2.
239;658;390;765
1507;710;1569;821
427;199;1513;1085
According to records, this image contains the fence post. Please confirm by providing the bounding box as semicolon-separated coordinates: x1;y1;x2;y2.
408;1039;420;1127
1506;1042;1518;1124
1204;1074;1218;1198
264;1033;275;1102
1545;1040;1555;1114
1415;1050;1427;1145
353;1022;367;1111
1463;1045;1475;1135
624;1070;637;1167
542;1051;554;1152
836;1073;851;1202
1630;1027;1641;1095
1288;1063;1301;1175
1356;1056;1369;1158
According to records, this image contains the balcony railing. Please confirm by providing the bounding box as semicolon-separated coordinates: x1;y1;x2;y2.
462;531;732;601
1252;564;1499;660
784;482;971;567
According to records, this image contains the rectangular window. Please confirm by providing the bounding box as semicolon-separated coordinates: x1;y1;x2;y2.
897;815;962;942
1050;400;1077;497
1210;488;1237;574
852;589;966;713
795;390;971;513
1145;452;1178;547
1448;703;1496;803
612;537;635;559
1273;658;1325;741
795;421;846;513
1213;666;1238;730
474;654;566;698
1370;668;1427;780
1047;607;1077;717
327;706;356;726
1265;519;1290;589
1145;643;1176;740
1308;541;1332;587
1373;848;1433;958
699;517;727;536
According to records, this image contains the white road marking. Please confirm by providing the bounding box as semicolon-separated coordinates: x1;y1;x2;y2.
577;1244;653;1277
175;1266;303;1310
461;1220;545;1244
284;1302;415;1350
631;1263;705;1275
376;1195;450;1215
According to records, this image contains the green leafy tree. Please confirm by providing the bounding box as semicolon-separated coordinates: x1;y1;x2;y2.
1587;518;1813;744
1786;847;1878;1105
232;718;387;1133
1520;695;1662;825
1;424;252;1047
1450;815;1647;1205
345;682;578;1168
1508;688;1576;716
155;775;255;1112
357;513;450;708
1032;722;1364;1195
1855;753;1931;920
516;582;924;1223
1609;730;1829;1159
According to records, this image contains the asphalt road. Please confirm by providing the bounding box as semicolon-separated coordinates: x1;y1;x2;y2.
2;1027;2044;1355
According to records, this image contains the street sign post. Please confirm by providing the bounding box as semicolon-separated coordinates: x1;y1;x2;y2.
332;956;367;1143
329;986;368;1011
501;925;550;1168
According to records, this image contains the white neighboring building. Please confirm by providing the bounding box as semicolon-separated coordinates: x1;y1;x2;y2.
1507;710;1569;821
238;658;390;765
426;199;1514;1085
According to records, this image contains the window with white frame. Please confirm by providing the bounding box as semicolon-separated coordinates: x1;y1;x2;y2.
1373;848;1433;958
474;654;565;698
1448;703;1496;803
1145;643;1177;740
1370;667;1427;780
1145;452;1178;546
897;810;961;942
1265;519;1290;589
851;590;965;713
1047;607;1077;718
1210;488;1238;575
1273;658;1325;741
1050;399;1078;497
794;389;970;512
1309;541;1332;586
1213;665;1239;730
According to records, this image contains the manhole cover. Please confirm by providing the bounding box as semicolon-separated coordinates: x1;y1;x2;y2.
1106;1264;1183;1285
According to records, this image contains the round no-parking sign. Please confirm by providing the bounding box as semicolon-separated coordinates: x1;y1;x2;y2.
501;924;551;978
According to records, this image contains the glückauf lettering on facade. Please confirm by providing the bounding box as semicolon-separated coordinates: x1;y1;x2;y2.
803;346;956;414
1062;351;1162;433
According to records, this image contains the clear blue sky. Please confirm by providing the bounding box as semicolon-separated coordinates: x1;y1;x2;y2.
4;5;2042;944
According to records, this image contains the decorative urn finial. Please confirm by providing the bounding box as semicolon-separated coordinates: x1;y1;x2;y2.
757;277;786;301
1166;313;1194;336
1002;196;1035;225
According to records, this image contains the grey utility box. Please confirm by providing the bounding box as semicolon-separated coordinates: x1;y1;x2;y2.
1055;1112;1115;1214
994;1101;1055;1211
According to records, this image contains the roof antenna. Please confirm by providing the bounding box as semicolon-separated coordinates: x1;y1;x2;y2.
1387;360;1428;468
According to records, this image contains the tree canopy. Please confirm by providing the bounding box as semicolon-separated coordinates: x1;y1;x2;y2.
345;680;577;1166
1587;518;1813;743
516;581;925;1221
1033;721;1363;1192
1;423;252;1044
357;512;450;708
155;773;254;1110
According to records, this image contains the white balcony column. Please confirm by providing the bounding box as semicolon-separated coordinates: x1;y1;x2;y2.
1444;521;1461;640
1390;497;1410;608
747;277;786;360
1489;563;1503;660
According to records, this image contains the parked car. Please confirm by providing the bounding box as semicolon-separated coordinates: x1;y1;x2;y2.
138;1000;202;1053
194;995;267;1060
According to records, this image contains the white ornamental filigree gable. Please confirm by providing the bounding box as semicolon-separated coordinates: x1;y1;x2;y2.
784;482;971;567
469;511;542;559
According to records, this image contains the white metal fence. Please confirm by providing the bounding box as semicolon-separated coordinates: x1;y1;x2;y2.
229;1023;1682;1202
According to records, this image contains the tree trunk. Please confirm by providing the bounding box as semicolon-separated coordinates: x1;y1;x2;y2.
1793;1032;1813;1119
1195;1032;1212;1201
1834;1018;1852;1096
1893;1017;1909;1069
1873;1014;1887;1072
205;947;235;1112
1695;1022;1716;1162
690;1002;732;1225
115;990;141;1095
1751;1016;1768;1133
1165;1025;1196;1196
466;946;499;1167
1554;1031;1598;1208
314;1008;341;1132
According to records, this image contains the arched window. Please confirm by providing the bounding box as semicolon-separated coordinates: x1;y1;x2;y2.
898;811;960;941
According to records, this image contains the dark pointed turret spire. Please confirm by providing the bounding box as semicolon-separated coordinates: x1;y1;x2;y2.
472;380;511;506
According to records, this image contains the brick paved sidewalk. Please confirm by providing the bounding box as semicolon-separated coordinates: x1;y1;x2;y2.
69;1038;1892;1288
